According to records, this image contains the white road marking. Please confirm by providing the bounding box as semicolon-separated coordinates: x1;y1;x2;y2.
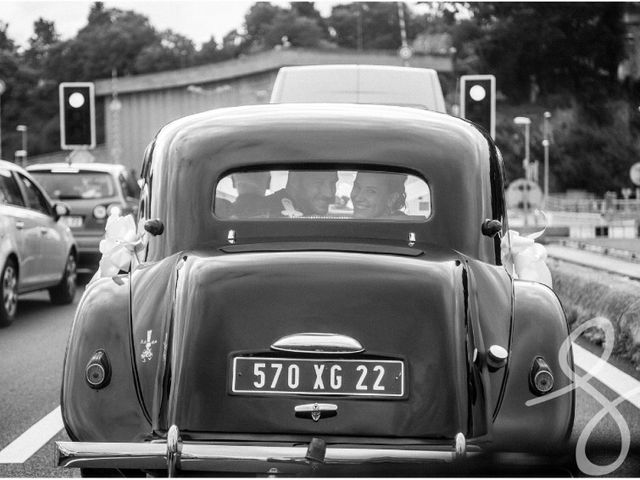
1;344;639;465
0;406;63;464
573;343;640;410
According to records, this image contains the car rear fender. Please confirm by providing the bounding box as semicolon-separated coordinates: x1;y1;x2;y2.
491;280;574;453
129;254;183;432
61;274;151;442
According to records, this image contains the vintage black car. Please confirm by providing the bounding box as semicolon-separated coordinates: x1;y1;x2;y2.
56;103;574;476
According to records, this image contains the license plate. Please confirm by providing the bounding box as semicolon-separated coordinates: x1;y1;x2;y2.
231;357;404;397
60;216;83;228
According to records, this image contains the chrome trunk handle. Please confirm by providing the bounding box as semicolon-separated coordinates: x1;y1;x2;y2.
271;333;364;354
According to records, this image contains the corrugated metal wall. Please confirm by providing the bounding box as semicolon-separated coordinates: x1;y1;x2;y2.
104;71;276;173
97;49;453;173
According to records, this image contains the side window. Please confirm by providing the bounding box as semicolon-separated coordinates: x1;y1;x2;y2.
0;169;25;207
15;174;51;215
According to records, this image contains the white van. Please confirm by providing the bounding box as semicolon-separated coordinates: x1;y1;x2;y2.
270;64;446;113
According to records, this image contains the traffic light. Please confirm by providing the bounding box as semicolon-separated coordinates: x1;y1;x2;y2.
59;82;96;149
460;75;495;138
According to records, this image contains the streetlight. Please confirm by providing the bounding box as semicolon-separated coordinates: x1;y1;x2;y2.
542;111;551;209
0;79;5;159
513;116;531;179
514;116;532;226
16;125;27;165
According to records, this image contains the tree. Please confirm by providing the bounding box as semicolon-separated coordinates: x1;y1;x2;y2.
329;3;402;50
195;36;230;65
0;21;16;52
24;19;60;69
551;111;638;195
135;30;196;73
242;2;328;51
44;2;159;81
466;2;625;116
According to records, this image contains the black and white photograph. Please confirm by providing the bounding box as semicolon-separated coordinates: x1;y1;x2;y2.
1;0;640;477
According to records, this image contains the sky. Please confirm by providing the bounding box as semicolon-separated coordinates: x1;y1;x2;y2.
0;0;340;49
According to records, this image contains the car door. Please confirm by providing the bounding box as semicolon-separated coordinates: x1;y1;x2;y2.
0;167;41;289
14;172;66;285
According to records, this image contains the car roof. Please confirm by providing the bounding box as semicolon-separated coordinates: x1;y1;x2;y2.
0;159;26;172
145;103;503;264
26;162;126;174
153;103;488;175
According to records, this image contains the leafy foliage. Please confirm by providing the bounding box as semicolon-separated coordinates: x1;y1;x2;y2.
462;3;625;112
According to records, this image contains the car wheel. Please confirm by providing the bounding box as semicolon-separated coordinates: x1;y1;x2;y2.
0;259;18;328
49;253;77;305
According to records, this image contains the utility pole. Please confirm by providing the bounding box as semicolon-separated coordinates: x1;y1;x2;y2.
397;2;411;66
109;69;122;164
0;80;5;159
356;3;363;51
542;111;551;209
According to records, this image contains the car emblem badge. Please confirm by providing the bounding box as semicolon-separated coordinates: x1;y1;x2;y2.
311;404;322;422
294;403;338;422
140;329;158;363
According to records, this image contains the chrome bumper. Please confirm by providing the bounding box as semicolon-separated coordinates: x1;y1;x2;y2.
57;427;474;476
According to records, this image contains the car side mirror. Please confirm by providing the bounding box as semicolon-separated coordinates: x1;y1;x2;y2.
53;202;70;221
481;219;502;237
144;218;164;236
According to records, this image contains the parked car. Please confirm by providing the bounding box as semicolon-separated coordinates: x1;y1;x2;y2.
56;104;574;476
27;162;140;273
0;159;77;327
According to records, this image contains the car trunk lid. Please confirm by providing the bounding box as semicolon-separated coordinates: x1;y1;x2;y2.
160;248;484;440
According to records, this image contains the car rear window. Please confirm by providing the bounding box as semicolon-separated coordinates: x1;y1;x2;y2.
215;169;431;221
30;171;116;200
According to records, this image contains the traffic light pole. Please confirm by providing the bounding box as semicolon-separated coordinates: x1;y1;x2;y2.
59;82;96;151
460;75;496;139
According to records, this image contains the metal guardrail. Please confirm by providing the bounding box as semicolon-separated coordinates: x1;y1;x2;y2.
560;240;640;264
546;196;640;214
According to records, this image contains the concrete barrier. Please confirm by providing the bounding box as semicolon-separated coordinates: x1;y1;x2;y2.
548;259;640;370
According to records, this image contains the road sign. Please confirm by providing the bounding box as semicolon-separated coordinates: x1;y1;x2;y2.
59;82;96;150
398;46;413;60
630;162;640;186
460;75;496;139
506;178;543;210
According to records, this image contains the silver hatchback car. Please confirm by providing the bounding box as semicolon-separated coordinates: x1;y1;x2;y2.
27;162;140;273
0;159;77;327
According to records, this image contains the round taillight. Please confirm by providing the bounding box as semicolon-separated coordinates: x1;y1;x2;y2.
93;205;107;219
85;350;111;389
533;370;554;393
86;363;106;387
530;356;554;395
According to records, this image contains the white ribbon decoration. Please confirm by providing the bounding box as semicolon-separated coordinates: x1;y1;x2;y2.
280;198;303;218
92;213;147;281
500;228;552;288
